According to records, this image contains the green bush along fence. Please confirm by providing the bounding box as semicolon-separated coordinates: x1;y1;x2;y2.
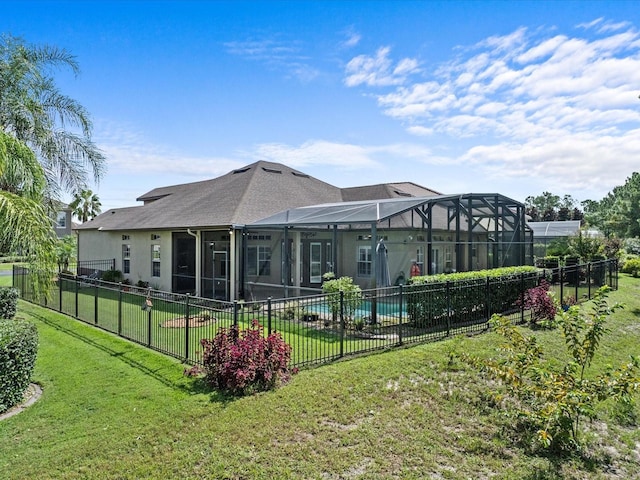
13;259;618;369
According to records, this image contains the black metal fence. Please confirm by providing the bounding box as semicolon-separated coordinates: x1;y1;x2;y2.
13;259;618;369
57;259;116;277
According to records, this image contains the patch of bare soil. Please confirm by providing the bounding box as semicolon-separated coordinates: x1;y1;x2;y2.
161;317;216;328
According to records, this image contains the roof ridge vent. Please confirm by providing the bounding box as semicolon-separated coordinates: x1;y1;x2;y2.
394;190;412;197
291;171;309;178
232;167;250;174
262;167;282;174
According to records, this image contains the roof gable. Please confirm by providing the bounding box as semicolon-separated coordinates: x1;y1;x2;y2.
78;161;343;231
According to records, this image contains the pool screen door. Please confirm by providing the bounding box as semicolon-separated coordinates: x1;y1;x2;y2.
212;250;228;300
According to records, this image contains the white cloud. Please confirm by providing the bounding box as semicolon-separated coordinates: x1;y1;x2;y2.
344;22;640;199
224;37;317;82
344;46;420;87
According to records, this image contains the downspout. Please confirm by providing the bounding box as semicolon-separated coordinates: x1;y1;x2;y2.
186;228;201;297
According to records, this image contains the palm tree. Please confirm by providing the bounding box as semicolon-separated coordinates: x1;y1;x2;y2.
0;131;56;294
0;34;105;198
69;189;101;222
0;35;105;296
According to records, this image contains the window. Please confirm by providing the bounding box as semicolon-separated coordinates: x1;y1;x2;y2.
151;244;161;277
151;234;161;240
56;211;66;228
357;246;372;277
122;244;131;274
122;234;130;241
247;246;271;276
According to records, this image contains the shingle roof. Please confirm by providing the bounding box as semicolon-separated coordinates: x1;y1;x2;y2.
77;161;343;231
341;182;441;202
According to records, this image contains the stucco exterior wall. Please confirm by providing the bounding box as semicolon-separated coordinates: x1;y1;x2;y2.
78;230;173;291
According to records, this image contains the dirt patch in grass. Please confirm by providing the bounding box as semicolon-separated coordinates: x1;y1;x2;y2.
161;317;216;328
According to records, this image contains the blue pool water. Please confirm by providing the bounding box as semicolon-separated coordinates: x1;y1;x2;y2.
306;299;405;319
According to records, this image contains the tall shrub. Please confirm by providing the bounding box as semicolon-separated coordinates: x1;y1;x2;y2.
0;318;38;413
0;286;18;319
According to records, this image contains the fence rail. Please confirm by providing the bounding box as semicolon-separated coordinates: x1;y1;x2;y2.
14;259;618;369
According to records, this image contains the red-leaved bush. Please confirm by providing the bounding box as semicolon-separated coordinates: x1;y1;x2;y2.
199;320;295;396
517;280;558;327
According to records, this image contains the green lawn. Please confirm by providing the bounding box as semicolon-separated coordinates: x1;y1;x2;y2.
1;276;640;479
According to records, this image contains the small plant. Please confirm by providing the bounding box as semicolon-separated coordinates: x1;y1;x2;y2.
353;317;365;331
461;287;640;451
136;279;149;288
621;257;640;277
282;301;304;321
321;275;363;322
517;280;557;328
562;294;577;311
198;320;295;396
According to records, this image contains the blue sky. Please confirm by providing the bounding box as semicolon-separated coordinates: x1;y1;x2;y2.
3;0;640;212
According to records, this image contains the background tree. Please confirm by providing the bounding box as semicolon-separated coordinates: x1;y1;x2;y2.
0;34;105;200
583;172;640;238
525;192;582;222
69;189;101;222
0;35;105;295
0;131;56;293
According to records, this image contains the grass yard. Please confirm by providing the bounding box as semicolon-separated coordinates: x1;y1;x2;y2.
0;263;13;287
1;276;640;479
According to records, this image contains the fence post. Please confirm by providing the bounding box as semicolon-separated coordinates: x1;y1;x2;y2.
267;297;272;335
445;281;451;336
58;274;63;312
94;281;98;326
397;285;403;346
147;301;152;347
587;262;592;299
559;267;564;307
75;276;79;318
118;282;123;336
339;290;345;358
484;277;490;322
233;301;239;327
520;273;525;324
185;294;190;362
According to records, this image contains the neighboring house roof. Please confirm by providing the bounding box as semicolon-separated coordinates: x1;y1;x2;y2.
341;182;441;202
76;161;343;231
527;220;581;238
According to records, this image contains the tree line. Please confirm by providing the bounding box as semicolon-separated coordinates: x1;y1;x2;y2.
526;172;640;240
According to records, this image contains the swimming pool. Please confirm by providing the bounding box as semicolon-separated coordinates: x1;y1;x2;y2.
305;299;406;319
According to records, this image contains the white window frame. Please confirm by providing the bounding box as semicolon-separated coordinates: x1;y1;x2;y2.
122;244;131;274
357;245;372;277
247;245;271;276
151;244;161;277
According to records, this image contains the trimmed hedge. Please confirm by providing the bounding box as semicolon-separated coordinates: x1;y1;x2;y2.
405;266;540;328
0;318;38;413
0;287;19;319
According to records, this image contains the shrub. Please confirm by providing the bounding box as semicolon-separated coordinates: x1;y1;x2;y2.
0;287;19;319
621;257;640;277
406;266;540;327
0;319;38;413
101;269;123;283
461;287;640;451
623;237;640;255
321;275;363;322
517;280;557;328
199;320;295;396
